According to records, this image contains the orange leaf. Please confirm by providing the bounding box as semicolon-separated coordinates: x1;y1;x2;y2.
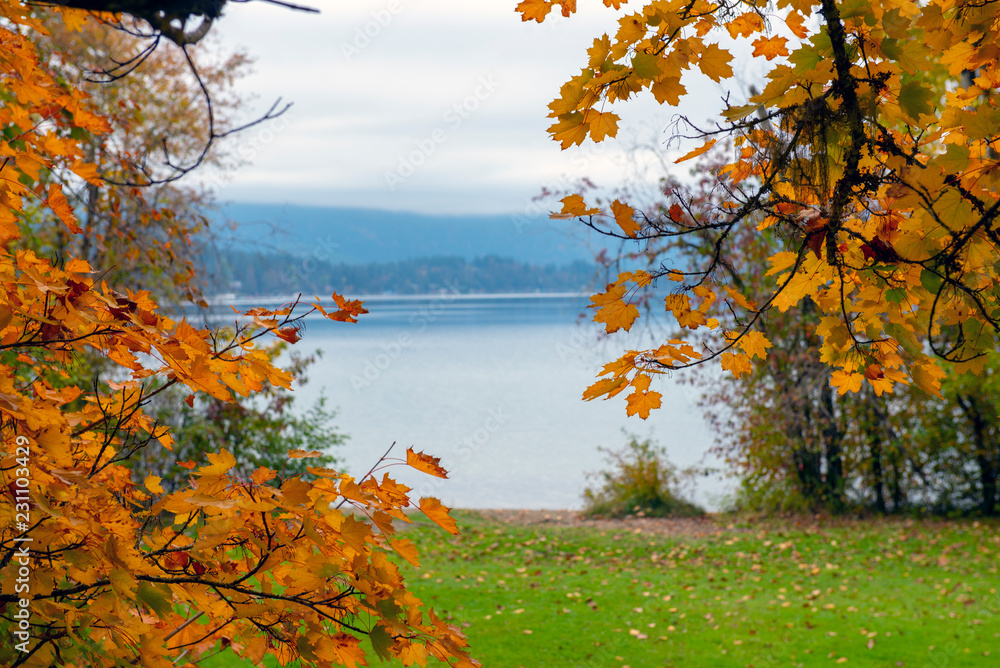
720;351;753;379
611;199;640;237
516;0;553;22
552;194;600;219
406;447;449;478
48;184;81;234
786;11;809;38
674;139;718;164
752;35;790;60
390;538;420;567
419;497;459;535
727;12;765;38
830;370;864;395
588;110;619;141
590;283;640;333
275;326;301;343
737;330;772;360
288;449;324;459
625;375;661;419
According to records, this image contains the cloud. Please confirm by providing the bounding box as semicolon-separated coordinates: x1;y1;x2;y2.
209;0;727;214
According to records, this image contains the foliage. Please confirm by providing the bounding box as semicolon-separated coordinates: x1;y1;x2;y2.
0;5;474;667
139;347;345;492
582;434;703;518
520;0;1000;416
390;511;1000;667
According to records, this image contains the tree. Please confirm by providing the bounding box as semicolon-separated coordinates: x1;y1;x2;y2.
521;0;1000;418
0;5;475;667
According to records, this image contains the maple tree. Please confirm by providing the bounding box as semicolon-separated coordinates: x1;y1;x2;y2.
0;5;476;667
520;0;1000;417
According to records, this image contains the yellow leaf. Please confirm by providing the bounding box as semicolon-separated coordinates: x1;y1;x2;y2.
737;330;772;360
625;375;661;419
583;376;630;401
911;361;946;397
727;12;764;38
144;475;164;494
591;283;640;332
724;286;757;310
675;138;718;164
419;497;459;535
199;449;235;476
611;199;640;237
830;370;864;395
588;110;620;141
720;351;753;379
552;193;600;219
698;43;733;82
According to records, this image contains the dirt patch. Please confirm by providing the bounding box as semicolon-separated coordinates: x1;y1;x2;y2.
464;509;732;538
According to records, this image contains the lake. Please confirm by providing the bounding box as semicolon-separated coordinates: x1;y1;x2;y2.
278;293;730;510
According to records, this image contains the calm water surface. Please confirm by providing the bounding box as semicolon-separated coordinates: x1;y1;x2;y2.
282;294;728;509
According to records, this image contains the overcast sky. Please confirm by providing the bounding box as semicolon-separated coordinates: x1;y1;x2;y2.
205;0;745;215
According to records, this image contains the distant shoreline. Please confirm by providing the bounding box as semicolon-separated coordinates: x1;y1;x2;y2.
206;291;593;307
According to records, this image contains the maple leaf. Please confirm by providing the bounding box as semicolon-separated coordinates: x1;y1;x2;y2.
611;199;640;237
516;0;552;22
407;447;449;478
588;111;620;141
590;283;640;333
720;351;753;379
48;183;81;234
675;138;718;164
830;370;864;395
275;326;301;343
752;36;789;61
419;496;459;535
552;193;601;219
625;375;661;419
697;43;733;82
737;331;772;360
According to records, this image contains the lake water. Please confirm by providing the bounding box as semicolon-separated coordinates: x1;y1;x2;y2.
280;293;730;510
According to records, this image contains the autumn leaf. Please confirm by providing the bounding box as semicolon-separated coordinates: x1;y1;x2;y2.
275;326;301;343
588;110;619;141
675;139;718;164
830;370;864;395
611;199;640;237
720;351;753;379
752;36;789;60
407;447;449;478
737;330;772;360
48;183;82;234
552;193;601;219
625;375;661;419
697;43;733;82
590;283;640;333
419;496;459;535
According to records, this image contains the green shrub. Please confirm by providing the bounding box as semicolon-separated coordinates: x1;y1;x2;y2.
582;435;705;518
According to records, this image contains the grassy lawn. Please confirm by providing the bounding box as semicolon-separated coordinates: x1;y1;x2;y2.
393;511;1000;667
209;511;1000;667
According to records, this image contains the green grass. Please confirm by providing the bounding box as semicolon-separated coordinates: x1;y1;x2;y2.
393;512;1000;667
207;512;1000;667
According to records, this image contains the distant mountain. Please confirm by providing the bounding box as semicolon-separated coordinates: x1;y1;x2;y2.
215;203;595;265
